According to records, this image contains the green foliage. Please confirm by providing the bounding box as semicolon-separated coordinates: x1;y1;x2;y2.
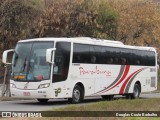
108;0;160;47
23;0;45;10
96;0;118;39
35;0;118;39
0;0;159;48
0;0;40;51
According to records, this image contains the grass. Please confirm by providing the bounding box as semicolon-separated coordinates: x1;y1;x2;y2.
28;98;160;120
0;97;160;120
52;98;160;111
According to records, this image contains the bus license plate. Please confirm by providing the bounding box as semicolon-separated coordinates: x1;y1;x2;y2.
23;92;30;96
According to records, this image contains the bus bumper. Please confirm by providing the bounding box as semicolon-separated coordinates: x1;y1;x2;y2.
10;87;54;99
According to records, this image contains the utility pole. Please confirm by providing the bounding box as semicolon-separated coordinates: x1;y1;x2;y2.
1;65;10;97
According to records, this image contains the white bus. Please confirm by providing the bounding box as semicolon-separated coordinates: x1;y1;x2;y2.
2;37;158;103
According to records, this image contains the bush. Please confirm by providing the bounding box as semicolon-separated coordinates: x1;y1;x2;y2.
36;0;118;39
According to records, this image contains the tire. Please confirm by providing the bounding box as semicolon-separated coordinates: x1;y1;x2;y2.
131;84;141;99
68;85;83;104
102;95;114;101
37;99;49;103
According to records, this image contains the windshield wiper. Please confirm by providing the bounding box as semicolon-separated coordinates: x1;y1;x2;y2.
22;57;27;72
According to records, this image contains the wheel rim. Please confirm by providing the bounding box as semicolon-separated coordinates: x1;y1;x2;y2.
73;89;80;102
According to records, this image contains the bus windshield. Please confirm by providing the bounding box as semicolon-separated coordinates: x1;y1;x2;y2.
11;42;54;81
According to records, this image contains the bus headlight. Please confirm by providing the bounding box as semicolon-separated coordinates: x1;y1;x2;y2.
38;83;50;89
10;83;16;88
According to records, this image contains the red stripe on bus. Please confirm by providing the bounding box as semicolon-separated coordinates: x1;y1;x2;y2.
119;68;144;94
92;65;125;95
99;65;130;94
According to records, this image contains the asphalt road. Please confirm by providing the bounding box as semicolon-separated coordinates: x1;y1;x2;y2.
0;93;160;111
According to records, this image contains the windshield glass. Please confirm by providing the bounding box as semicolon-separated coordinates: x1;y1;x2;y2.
11;41;54;81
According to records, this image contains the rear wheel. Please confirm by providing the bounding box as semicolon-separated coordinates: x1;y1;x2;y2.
37;99;49;103
131;84;141;99
125;84;141;99
68;85;84;104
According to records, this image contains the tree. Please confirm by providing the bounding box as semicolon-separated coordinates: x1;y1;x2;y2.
0;0;40;52
36;0;118;39
108;0;160;48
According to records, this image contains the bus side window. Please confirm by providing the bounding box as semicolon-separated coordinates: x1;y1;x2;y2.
73;55;81;63
73;44;90;64
107;57;113;64
121;57;126;65
136;60;140;65
91;56;96;63
114;57;119;64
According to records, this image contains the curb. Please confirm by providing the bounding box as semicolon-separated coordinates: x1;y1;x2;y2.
0;97;32;101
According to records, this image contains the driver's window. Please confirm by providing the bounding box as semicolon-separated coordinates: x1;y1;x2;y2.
52;42;71;83
53;56;63;74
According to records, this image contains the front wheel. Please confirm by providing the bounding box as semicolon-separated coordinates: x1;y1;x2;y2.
68;85;84;104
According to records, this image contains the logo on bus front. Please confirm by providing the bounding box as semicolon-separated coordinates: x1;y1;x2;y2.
24;82;29;89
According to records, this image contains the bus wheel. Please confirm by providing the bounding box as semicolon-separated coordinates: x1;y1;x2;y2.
68;85;83;104
37;99;49;103
131;84;141;99
102;95;114;101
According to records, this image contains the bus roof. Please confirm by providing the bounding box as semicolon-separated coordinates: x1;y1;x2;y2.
18;37;156;52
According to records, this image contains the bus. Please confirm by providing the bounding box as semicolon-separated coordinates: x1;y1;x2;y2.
2;37;158;103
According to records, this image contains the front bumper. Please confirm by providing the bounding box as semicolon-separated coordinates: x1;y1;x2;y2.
10;87;54;99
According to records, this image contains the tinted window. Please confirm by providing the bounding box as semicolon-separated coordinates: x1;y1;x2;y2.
52;42;71;83
90;45;102;64
73;43;156;66
73;44;90;63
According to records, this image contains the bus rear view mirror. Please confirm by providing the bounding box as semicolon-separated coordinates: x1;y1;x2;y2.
2;49;15;65
46;48;56;64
